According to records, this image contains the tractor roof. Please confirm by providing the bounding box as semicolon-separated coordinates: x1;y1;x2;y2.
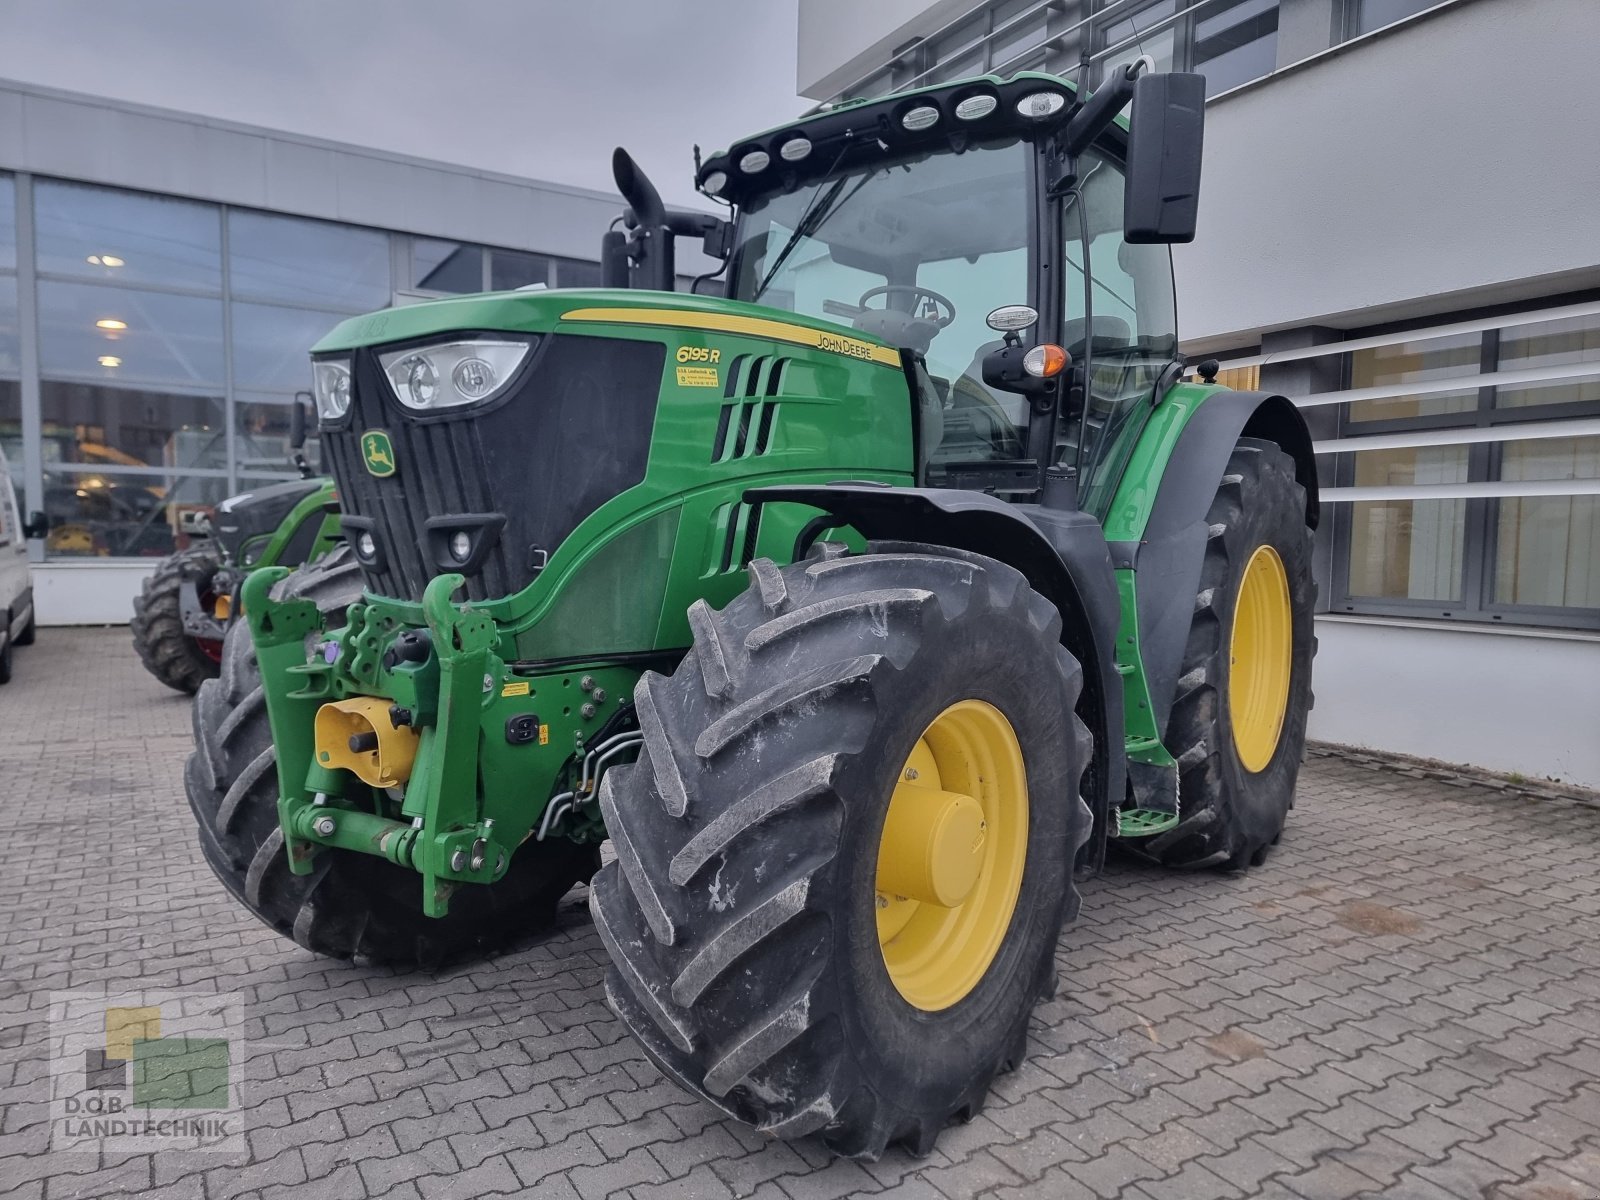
697;70;1118;208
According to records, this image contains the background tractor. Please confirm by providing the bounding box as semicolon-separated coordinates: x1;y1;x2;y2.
186;60;1317;1159
132;399;341;694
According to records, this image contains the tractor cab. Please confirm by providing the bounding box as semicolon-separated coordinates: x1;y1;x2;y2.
614;62;1201;515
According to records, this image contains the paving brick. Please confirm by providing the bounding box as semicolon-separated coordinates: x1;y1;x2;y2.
6;633;1600;1200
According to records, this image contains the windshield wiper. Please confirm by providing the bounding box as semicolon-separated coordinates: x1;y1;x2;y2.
750;170;875;305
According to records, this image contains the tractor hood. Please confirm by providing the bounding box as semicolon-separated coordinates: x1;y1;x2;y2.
307;290;904;606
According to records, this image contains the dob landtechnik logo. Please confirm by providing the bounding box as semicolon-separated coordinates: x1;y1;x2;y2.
49;990;245;1153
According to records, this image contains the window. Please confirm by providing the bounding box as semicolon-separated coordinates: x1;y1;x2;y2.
0;173;15;271
1355;0;1440;37
229;211;390;310
38;281;225;386
413;239;484;293
0;275;17;378
1192;0;1279;95
491;249;553;291
730;140;1032;478
42;466;227;558
34;181;221;291
1063;153;1179;519
1096;0;1278;96
1333;307;1600;628
554;257;604;289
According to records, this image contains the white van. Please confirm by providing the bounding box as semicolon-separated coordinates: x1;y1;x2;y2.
0;445;46;683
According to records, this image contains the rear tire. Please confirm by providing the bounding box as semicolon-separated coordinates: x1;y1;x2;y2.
1140;438;1315;870
185;545;599;967
13;610;35;646
132;541;225;694
0;625;12;684
591;543;1092;1159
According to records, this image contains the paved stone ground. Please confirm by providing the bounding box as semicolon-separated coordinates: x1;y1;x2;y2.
3;628;1600;1200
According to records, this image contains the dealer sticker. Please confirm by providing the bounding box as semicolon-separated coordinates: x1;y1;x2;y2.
676;365;720;388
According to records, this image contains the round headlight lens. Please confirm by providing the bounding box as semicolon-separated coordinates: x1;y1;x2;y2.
779;136;812;162
1016;91;1067;120
901;104;940;131
450;531;472;562
452;357;496;400
738;149;770;174
311;359;352;420
401;355;437;407
701;170;728;196
955;94;998;121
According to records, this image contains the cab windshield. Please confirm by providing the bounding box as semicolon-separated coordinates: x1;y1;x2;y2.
729;141;1032;474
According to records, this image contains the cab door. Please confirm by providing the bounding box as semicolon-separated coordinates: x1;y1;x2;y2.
1058;150;1180;520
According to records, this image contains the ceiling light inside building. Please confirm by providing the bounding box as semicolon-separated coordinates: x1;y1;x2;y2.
87;254;126;267
95;318;127;331
98;355;121;367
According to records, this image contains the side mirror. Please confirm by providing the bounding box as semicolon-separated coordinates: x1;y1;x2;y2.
1123;71;1206;244
289;391;313;451
23;511;49;539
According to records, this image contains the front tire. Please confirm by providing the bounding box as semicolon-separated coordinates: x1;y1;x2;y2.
1141;438;1315;870
591;543;1092;1159
185;546;599;967
131;541;225;694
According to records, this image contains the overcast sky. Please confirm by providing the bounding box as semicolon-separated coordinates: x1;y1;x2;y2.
0;0;804;208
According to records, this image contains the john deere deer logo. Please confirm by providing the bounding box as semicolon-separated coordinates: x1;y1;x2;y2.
361;430;396;478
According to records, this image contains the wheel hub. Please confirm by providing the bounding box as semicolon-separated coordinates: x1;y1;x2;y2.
1229;543;1292;773
875;700;1028;1012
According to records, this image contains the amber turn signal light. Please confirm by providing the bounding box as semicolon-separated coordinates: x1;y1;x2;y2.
1022;344;1069;378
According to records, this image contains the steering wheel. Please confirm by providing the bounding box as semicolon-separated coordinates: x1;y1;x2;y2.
857;284;957;329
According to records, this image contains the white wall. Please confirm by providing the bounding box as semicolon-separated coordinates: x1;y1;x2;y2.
32;561;156;626
1309;616;1600;789
1175;0;1600;351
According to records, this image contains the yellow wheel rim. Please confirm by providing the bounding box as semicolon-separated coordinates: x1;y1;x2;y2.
875;700;1028;1011
1229;544;1293;773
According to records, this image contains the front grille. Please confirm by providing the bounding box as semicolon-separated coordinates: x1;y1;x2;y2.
322;334;666;602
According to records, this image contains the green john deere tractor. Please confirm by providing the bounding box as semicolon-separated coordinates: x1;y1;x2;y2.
186;61;1317;1158
133;400;341;693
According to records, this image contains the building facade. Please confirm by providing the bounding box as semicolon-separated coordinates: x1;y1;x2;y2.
796;0;1600;785
0;77;620;624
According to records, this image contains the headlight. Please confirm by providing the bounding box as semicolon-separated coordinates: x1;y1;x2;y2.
377;339;531;411
311;359;352;420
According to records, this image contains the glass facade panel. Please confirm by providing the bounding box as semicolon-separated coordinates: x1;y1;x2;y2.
1493;437;1600;609
42;467;228;557
1494;313;1600;408
229;210;390;309
38;280;225;386
1098;0;1178;81
34;181;221;291
0;173;15;271
1193;0;1279;94
231;302;347;391
414;239;483;293
1346;445;1469;601
491;249;553;291
554;257;604;289
1357;0;1439;36
235;392;318;476
1347;332;1481;421
0;379;20;466
39;380;225;470
0;275;18;377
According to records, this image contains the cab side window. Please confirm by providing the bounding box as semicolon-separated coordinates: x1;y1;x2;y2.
1061;153;1179;517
